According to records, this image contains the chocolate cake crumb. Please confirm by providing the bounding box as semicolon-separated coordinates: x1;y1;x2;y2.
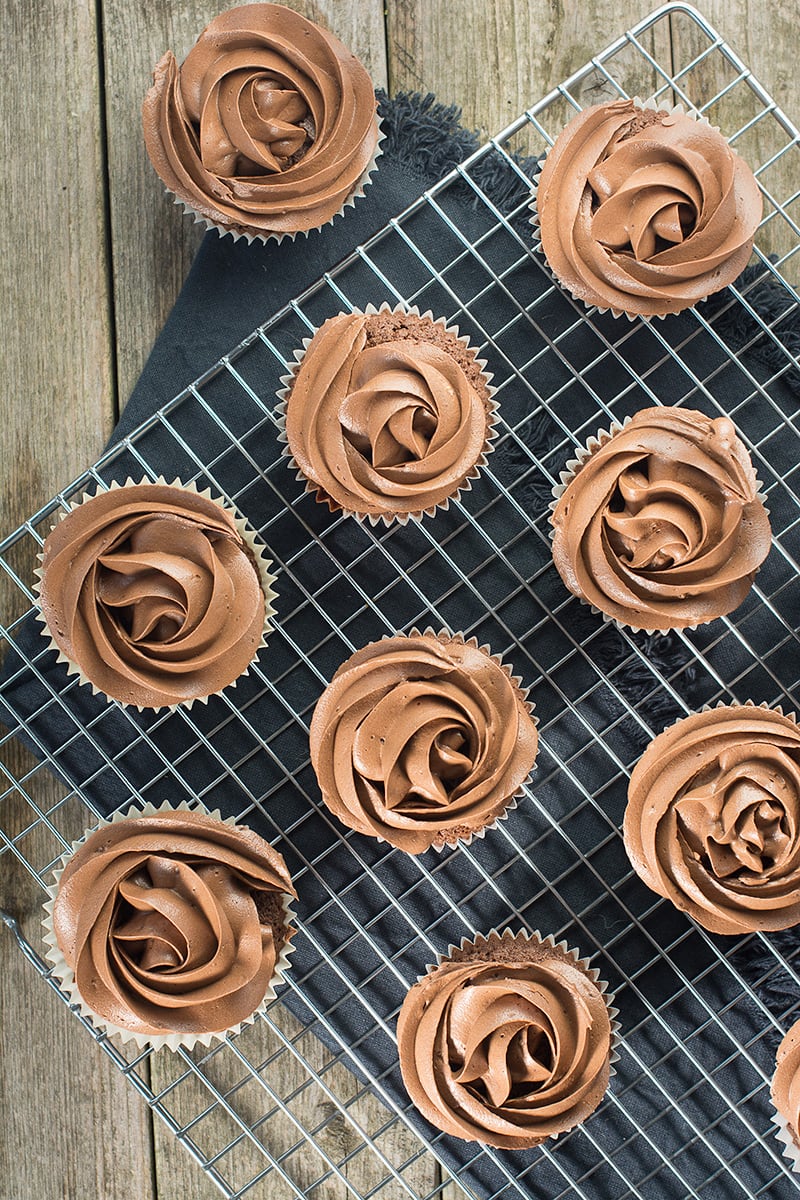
622;109;667;138
446;931;581;969
433;823;474;847
254;889;292;956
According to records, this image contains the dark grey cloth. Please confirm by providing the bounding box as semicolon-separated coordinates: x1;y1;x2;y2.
2;91;800;1200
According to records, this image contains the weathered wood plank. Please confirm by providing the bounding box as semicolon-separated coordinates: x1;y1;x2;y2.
385;0;671;144
0;0;153;1197
1;0;117;512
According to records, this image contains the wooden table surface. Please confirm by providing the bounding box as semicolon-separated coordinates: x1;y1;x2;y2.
2;2;798;1197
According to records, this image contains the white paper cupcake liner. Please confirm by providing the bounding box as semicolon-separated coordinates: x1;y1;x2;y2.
772;1112;800;1174
276;301;499;525
770;1017;800;1173
33;476;277;711
547;414;770;634
42;800;297;1052
656;697;797;730
529;97;722;321
169;114;384;246
420;927;621;1085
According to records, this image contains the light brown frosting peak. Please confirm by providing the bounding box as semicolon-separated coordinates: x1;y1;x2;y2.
772;1020;800;1156
551;406;771;629
309;634;538;853
143;3;379;236
52;811;296;1038
39;484;266;708
624;705;800;935
284;312;491;519
397;934;612;1148
536;99;762;315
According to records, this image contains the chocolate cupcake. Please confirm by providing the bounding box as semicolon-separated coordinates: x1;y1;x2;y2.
308;631;538;853
143;3;381;242
533;97;762;318
772;1019;800;1172
623;703;800;935
280;305;496;523
550;406;771;631
397;930;616;1149
43;803;297;1049
36;479;276;709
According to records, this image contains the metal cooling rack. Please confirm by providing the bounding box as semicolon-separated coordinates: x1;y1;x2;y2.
2;3;800;1198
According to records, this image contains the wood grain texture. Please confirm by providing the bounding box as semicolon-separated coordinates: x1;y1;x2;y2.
1;0;116;521
3;2;800;1199
0;0;149;1196
385;0;671;140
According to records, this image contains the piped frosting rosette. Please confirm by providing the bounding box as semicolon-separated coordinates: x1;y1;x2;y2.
623;703;800;936
279;304;497;524
143;3;382;242
550;406;771;631
42;802;297;1050
531;97;762;318
772;1019;800;1173
396;929;617;1149
308;631;538;853
35;478;276;710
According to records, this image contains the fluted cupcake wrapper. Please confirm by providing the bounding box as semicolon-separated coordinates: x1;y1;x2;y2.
547;416;770;634
275;301;499;525
41;800;297;1052
529;97;719;321
166;114;384;246
33;476;278;712
771;1111;800;1175
651;697;798;735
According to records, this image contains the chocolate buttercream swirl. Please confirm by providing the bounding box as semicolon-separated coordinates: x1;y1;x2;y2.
773;1020;800;1157
624;705;800;935
551;406;771;629
143;4;379;236
309;634;538;853
536;99;762;316
397;934;612;1149
284;312;491;519
39;483;267;708
51;811;296;1039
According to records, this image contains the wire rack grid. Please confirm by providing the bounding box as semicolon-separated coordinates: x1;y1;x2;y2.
2;3;800;1198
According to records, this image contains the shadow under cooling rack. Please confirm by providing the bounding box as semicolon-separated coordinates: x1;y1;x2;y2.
2;4;800;1199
